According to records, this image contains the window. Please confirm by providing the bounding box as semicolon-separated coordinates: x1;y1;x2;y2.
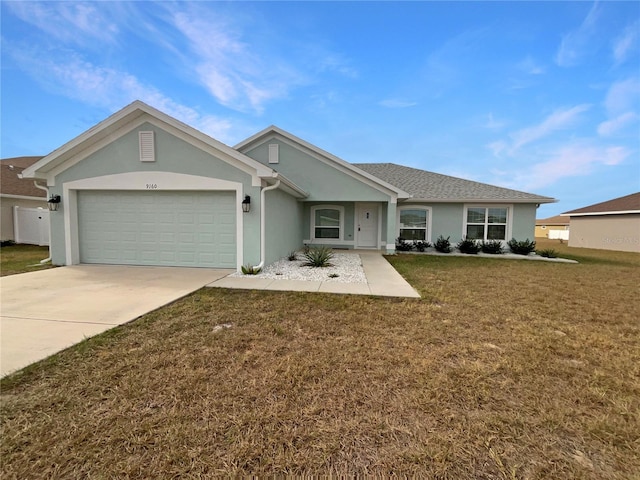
312;206;343;240
465;206;509;241
399;208;428;241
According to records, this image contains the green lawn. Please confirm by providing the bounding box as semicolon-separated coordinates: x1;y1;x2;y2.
1;241;639;478
0;244;54;277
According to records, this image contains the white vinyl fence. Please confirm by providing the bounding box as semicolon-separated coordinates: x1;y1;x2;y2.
548;229;570;241
13;206;50;246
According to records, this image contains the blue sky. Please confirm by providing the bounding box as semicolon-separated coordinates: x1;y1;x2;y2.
2;1;639;217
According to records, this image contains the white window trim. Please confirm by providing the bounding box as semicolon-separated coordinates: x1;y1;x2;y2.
310;205;344;242
463;204;512;242
397;205;432;243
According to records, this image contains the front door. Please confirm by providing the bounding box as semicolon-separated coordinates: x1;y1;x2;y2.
356;203;378;248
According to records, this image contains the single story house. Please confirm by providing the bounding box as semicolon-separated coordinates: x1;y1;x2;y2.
1;156;48;243
21;101;556;270
535;215;570;239
561;192;640;253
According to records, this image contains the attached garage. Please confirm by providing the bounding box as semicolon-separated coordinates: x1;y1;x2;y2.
77;190;236;268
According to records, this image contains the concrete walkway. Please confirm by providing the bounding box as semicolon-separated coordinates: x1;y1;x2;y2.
0;265;232;377
208;252;420;298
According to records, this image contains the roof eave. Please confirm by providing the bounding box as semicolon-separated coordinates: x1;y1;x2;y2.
268;172;309;199
561;210;640;217
21;101;275;182
401;197;557;204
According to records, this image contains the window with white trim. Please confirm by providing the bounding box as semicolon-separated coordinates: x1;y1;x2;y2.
311;206;343;240
398;207;429;241
464;206;509;241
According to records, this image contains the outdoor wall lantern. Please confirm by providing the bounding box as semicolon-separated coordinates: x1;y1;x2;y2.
241;195;251;213
47;194;61;211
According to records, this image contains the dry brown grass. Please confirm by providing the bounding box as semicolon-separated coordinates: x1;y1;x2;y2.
2;242;639;478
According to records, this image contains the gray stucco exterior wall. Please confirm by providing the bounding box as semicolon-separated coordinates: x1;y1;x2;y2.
264;188;304;264
47;123;259;267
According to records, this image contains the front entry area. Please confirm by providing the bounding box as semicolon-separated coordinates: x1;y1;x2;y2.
356;203;379;248
77;190;236;268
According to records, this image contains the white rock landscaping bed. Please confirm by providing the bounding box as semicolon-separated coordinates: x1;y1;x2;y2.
232;253;367;283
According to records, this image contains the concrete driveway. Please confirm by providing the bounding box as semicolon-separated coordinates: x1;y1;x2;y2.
0;265;232;377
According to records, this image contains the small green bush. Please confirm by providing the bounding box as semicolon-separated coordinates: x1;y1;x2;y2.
481;240;504;254
537;248;558;258
507;238;536;255
303;246;334;267
414;240;431;252
241;264;262;275
395;237;414;251
456;237;480;254
434;235;452;253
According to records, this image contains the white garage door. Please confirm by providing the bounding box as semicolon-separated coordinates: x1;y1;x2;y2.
78;191;236;268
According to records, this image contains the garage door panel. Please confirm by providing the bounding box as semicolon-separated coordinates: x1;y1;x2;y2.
78;191;236;268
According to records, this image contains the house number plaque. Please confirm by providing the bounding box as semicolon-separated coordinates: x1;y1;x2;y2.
146;184;158;189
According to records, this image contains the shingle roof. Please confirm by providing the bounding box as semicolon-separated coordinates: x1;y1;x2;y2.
354;163;555;203
562;192;640;215
536;215;569;226
1;157;46;198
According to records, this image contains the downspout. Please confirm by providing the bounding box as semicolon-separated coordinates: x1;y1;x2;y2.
254;180;281;270
33;181;52;264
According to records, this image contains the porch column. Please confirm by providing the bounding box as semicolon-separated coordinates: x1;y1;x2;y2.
386;200;397;254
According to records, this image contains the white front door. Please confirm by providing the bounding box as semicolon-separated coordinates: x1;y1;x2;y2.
356;203;378;248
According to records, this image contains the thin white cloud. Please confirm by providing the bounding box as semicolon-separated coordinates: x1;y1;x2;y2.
5;1;120;45
5;42;234;142
510;104;591;151
484;113;506;130
613;20;640;66
604;77;640;114
517;56;545;75
486;140;508;158
507;142;632;190
168;5;307;114
597;112;639;137
555;2;600;67
379;99;418;108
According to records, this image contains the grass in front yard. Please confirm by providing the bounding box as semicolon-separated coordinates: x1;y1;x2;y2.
1;244;639;478
0;244;54;276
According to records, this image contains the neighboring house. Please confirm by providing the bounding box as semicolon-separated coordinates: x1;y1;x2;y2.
20;101;556;269
562;192;640;253
0;156;48;243
535;215;570;239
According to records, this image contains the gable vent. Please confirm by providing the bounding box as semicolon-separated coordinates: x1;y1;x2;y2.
268;143;279;164
139;131;155;162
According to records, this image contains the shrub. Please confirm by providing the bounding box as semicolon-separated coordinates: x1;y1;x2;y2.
434;235;452;253
395;237;414;251
414;240;431;252
537;248;558;258
241;264;262;275
302;244;311;255
456;237;480;254
0;240;16;247
302;246;334;267
481;240;504;254
287;251;298;261
507;238;536;255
